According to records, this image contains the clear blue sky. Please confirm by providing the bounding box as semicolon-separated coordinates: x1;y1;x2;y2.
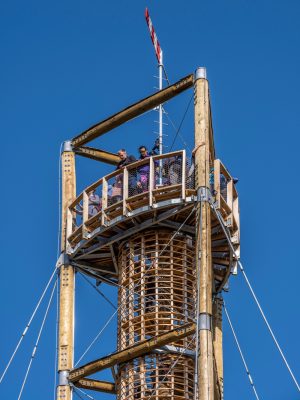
1;1;300;399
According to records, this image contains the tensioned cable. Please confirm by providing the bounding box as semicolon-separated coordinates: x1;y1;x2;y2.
223;302;260;400
162;65;170;86
211;199;300;392
169;93;193;152
163;106;192;155
77;206;196;311
73;386;97;400
17;278;58;400
147;335;196;400
75;308;118;367
0;266;57;384
78;272;116;310
74;207;196;366
53;278;59;400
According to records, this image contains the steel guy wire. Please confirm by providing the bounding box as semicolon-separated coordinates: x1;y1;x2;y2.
17;278;58;400
75;308;118;367
78;272;117;310
78;206;196;313
73;207;196;366
163;106;192;155
223;302;260;400
53;277;59;400
73;386;98;400
169;93;194;152
0;266;58;384
210;198;300;392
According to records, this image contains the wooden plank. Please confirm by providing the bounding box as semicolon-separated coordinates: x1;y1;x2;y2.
74;146;119;165
69;323;196;382
71;74;194;146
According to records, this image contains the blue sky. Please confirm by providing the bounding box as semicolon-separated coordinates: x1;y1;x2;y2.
1;0;300;399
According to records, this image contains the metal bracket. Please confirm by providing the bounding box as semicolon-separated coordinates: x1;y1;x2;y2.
56;252;70;268
197;187;211;203
58;370;69;386
63;140;73;152
199;313;212;331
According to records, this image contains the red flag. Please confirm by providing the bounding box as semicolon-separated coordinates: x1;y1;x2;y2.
145;8;162;64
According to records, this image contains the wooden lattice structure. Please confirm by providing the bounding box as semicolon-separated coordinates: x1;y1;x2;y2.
56;68;240;400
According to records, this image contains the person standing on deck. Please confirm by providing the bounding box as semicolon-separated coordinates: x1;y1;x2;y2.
137;145;150;192
115;149;137;197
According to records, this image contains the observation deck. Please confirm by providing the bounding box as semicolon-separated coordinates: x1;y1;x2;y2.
65;150;240;293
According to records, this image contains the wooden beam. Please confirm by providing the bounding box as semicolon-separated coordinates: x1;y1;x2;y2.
57;143;76;400
74;146;119;165
75;378;116;394
213;298;224;400
71;74;194;147
69;322;195;382
194;69;215;400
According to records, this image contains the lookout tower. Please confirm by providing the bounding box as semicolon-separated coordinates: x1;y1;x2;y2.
56;68;240;400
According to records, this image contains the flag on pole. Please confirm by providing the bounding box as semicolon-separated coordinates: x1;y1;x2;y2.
145;8;162;64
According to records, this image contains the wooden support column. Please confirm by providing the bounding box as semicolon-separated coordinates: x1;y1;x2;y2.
194;67;214;400
213;297;223;400
57;141;76;400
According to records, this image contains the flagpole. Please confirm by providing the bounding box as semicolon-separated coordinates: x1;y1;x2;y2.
158;49;163;185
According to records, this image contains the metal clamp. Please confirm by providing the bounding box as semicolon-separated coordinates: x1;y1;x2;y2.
197;187;212;203
56;252;70;268
58;370;69;386
199;313;212;331
63;140;73;152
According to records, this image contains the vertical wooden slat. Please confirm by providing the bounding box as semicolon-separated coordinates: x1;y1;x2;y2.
82;190;89;238
182;149;186;200
214;159;221;209
101;178;108;226
123;167;129;215
149;157;154;207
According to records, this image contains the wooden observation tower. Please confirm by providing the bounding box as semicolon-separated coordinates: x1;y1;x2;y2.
56;68;240;400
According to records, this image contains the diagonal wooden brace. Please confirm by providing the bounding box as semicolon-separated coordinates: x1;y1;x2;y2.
74;378;116;394
69;322;195;382
74;146;119;165
71;74;194;147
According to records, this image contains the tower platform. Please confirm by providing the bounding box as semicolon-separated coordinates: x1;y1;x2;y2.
65;150;239;294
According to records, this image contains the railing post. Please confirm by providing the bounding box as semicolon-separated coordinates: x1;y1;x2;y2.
82;191;89;239
102;178;108;226
226;180;233;227
149;157;154;207
214;159;221;209
123;167;128;215
181;150;186;200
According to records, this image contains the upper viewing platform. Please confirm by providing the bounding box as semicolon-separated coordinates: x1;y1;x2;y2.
60;68;240;294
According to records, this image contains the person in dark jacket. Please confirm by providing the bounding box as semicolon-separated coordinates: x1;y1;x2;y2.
116;149;137;197
116;149;136;169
